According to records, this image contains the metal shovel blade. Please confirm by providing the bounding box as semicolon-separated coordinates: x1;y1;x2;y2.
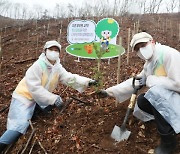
111;125;131;142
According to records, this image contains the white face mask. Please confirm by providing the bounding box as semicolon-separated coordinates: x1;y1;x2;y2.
46;49;59;61
138;43;154;60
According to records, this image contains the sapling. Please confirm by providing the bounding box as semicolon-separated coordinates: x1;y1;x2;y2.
92;43;107;92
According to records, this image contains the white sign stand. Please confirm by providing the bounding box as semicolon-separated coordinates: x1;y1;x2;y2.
74;57;80;62
108;58;110;65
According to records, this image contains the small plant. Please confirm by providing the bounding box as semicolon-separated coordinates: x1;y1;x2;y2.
92;43;106;92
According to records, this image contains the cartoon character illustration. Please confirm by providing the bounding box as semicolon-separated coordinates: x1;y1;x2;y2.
96;18;119;51
84;44;93;54
100;30;111;51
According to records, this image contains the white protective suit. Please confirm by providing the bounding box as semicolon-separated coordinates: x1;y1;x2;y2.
105;43;180;133
7;53;91;134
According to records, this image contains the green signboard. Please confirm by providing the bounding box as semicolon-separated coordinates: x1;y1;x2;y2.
66;42;124;59
66;18;125;59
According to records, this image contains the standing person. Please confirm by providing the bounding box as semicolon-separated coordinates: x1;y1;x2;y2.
98;32;180;154
0;40;97;152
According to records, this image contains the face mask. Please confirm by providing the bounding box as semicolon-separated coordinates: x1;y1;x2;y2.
46;49;59;61
138;43;154;60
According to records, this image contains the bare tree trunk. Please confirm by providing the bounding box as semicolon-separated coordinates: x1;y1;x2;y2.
47;23;49;35
113;0;117;16
179;24;180;41
0;36;2;75
36;35;39;59
127;28;131;65
170;0;178;12
27;30;30;42
117;37;122;84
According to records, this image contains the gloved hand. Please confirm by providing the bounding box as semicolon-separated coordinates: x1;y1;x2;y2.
88;80;99;86
54;96;64;111
97;90;108;98
139;75;146;86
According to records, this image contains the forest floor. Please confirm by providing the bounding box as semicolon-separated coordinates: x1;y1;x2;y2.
0;13;180;153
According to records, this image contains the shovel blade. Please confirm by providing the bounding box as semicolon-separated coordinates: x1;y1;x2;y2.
111;125;131;142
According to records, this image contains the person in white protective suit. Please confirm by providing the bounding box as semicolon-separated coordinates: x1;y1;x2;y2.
0;40;98;152
98;32;180;154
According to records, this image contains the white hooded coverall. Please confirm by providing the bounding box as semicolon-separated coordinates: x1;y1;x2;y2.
105;43;180;133
7;53;91;134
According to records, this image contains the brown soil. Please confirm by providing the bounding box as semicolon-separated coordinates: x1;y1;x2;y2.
0;13;180;154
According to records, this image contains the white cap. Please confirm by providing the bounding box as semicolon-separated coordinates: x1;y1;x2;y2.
130;32;153;50
43;40;61;51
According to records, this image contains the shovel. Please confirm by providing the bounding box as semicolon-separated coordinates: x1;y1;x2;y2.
111;76;142;142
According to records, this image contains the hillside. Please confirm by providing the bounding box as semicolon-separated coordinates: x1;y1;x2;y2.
0;13;180;153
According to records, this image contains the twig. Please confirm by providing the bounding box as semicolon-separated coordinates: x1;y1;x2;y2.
21;129;35;154
4;143;15;154
28;139;36;154
29;120;34;129
135;145;148;153
90;143;115;152
29;120;48;154
36;138;48;154
60;86;69;95
0;105;9;114
86;91;96;96
80;140;116;152
81;141;115;152
71;96;92;106
14;57;36;64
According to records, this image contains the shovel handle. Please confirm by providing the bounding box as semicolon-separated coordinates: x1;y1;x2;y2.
121;76;140;128
121;107;132;129
59;98;73;114
128;93;137;109
121;93;137;128
128;76;142;109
